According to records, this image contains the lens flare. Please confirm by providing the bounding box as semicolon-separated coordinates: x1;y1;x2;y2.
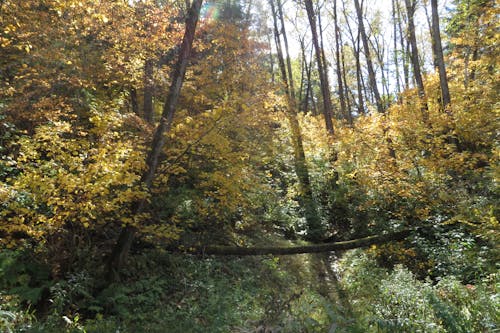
201;2;220;20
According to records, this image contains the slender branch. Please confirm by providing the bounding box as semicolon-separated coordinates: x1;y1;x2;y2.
160;112;226;173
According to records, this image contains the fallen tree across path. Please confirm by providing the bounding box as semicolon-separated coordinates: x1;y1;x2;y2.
184;228;422;256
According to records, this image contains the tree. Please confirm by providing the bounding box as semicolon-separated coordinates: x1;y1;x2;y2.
304;0;334;134
342;0;365;116
107;0;204;281
296;29;317;114
430;0;451;108
269;0;323;241
404;0;429;120
353;0;383;113
187;228;418;255
332;0;350;123
445;0;496;87
394;0;411;91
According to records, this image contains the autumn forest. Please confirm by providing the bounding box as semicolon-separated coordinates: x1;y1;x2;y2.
0;0;498;331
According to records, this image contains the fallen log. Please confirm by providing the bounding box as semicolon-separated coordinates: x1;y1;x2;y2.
187;228;417;256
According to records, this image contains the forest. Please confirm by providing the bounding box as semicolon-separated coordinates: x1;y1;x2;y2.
0;0;498;331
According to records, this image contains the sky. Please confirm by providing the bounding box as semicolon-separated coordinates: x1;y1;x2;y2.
251;0;453;96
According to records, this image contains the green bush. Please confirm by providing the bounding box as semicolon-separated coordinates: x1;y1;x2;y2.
337;250;499;333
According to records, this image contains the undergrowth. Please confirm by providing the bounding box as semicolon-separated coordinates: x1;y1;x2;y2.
0;247;498;332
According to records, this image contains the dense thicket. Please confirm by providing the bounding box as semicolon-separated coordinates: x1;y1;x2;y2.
0;0;498;331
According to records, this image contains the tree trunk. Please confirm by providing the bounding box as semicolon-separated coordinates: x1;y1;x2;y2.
405;0;429;121
187;228;416;255
304;0;334;134
369;32;389;103
317;8;331;117
333;0;348;122
301;39;315;114
423;0;438;68
344;2;365;115
396;1;410;90
298;38;306;106
353;0;383;113
130;87;139;116
277;0;295;100
299;39;308;112
270;0;323;242
392;0;402;95
431;0;451;108
106;0;203;282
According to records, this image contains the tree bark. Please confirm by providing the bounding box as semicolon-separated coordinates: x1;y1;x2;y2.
317;8;331;117
270;0;323;242
392;0;402;95
423;0;438;68
405;0;429;121
343;1;365;115
188;228;415;255
277;0;295;100
304;0;334;134
106;0;203;282
369;29;389;103
300;39;315;114
333;0;349;123
395;1;410;90
299;39;306;107
130;87;139;116
353;0;383;113
431;0;451;108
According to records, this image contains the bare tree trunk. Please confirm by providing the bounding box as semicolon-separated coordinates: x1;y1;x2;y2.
299;37;317;114
277;0;295;100
270;0;323;242
186;228;418;255
392;0;402;95
396;0;410;90
317;7;331;117
299;48;306;107
353;0;383;113
300;38;311;113
245;0;253;21
333;0;348;122
337;4;350;112
405;0;428;121
423;0;438;68
343;1;365;115
130;87;139;116
369;32;389;103
304;0;334;134
431;0;451;108
106;0;203;282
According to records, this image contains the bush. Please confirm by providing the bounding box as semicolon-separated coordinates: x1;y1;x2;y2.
337;250;499;332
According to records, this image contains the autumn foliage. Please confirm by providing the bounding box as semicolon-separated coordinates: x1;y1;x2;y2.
0;0;498;331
